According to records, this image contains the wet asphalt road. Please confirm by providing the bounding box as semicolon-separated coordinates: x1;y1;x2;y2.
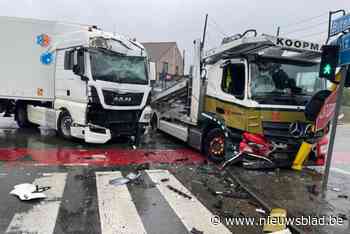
0;116;350;234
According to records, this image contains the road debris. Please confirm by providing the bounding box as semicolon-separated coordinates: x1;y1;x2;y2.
190;227;204;234
263;208;287;233
109;172;141;186
255;208;266;214
331;187;341;192
338;213;348;220
10;183;50;201
306;184;320;196
166;185;192;199
213;199;223;210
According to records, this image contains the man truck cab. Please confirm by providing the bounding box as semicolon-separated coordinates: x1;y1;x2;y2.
0;17;152;143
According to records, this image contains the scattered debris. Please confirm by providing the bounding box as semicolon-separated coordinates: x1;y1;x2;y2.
109;177;130;186
174;158;189;162
109;172;141;186
208;187;249;199
338;213;348;220
167;185;192;199
190;227;204;234
213;199;223;210
160;178;169;183
263;208;287;233
256;208;266;214
136;163;150;171
126;172;141;181
10;183;50;201
83;154;106;160
306;184;320;196
338;194;348;199
132;145;137;150
331;187;341;192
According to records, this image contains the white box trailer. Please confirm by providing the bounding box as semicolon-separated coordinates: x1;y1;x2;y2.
0;16;153;143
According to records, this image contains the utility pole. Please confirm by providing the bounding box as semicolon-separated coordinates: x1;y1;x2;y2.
321;66;348;197
201;14;208;51
276;26;280;36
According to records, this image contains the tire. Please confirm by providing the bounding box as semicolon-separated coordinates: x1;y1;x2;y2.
15;105;31;128
203;128;226;163
57;111;73;140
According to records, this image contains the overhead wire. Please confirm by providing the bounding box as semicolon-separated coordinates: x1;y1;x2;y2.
279;11;329;28
283;20;329;36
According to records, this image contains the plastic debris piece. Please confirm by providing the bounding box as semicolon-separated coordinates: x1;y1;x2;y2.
126;172;141;181
109;177;130;186
256;208;266;214
166;185;192;199
331;187;341;192
190;227;204;234
263;208;287;233
10;183;49;201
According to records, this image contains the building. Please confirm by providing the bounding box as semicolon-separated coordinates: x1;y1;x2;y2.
142;42;184;81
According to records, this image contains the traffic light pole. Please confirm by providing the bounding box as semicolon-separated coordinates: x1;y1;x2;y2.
321;65;348;198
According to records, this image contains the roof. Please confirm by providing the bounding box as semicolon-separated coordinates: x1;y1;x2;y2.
141;42;177;61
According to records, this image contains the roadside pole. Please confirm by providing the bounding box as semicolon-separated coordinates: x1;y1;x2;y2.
321;65;348;197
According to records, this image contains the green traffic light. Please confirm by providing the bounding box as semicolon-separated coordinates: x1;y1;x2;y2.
323;64;332;75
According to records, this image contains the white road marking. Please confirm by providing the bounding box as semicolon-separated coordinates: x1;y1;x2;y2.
146;169;232;234
6;173;67;234
95;171;146;234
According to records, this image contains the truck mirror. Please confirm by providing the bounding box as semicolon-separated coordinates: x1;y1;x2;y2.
64;50;73;70
72;48;85;77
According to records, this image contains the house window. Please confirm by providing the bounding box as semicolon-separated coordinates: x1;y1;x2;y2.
221;63;245;99
162;62;169;73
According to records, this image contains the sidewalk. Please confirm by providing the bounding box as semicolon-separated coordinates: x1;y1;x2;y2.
227;166;350;233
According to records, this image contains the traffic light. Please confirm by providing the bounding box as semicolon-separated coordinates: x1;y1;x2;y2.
319;45;339;83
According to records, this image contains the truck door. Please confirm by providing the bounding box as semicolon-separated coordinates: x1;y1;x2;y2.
55;49;88;103
217;62;246;130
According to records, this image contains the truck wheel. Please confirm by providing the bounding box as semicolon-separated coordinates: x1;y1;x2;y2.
15;105;31;128
203;128;226;163
57;111;73;140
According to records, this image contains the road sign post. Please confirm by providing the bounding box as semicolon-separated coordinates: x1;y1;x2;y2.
321;10;350;197
321;66;348;198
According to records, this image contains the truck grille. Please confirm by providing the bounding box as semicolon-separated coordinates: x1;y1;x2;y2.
262;121;304;145
102;90;143;106
87;108;141;136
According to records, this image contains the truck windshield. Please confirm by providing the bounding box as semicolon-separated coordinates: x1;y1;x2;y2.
250;59;324;105
90;49;148;85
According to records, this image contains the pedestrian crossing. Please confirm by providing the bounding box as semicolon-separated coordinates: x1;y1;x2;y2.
3;170;231;234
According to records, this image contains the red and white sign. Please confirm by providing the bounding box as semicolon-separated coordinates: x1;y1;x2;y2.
315;88;338;131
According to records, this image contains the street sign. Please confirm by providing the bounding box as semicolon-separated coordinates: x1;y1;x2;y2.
315;88;337;131
330;13;350;36
339;33;350;65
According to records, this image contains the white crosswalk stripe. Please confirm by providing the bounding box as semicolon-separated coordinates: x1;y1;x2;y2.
96;171;147;234
146;169;232;234
5;170;232;234
6;173;67;234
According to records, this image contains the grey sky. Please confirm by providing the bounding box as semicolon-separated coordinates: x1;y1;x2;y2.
0;0;348;69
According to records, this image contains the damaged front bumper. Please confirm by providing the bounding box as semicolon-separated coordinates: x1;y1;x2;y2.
71;123;111;144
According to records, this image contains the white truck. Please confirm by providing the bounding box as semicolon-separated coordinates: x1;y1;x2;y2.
0;16;152;144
